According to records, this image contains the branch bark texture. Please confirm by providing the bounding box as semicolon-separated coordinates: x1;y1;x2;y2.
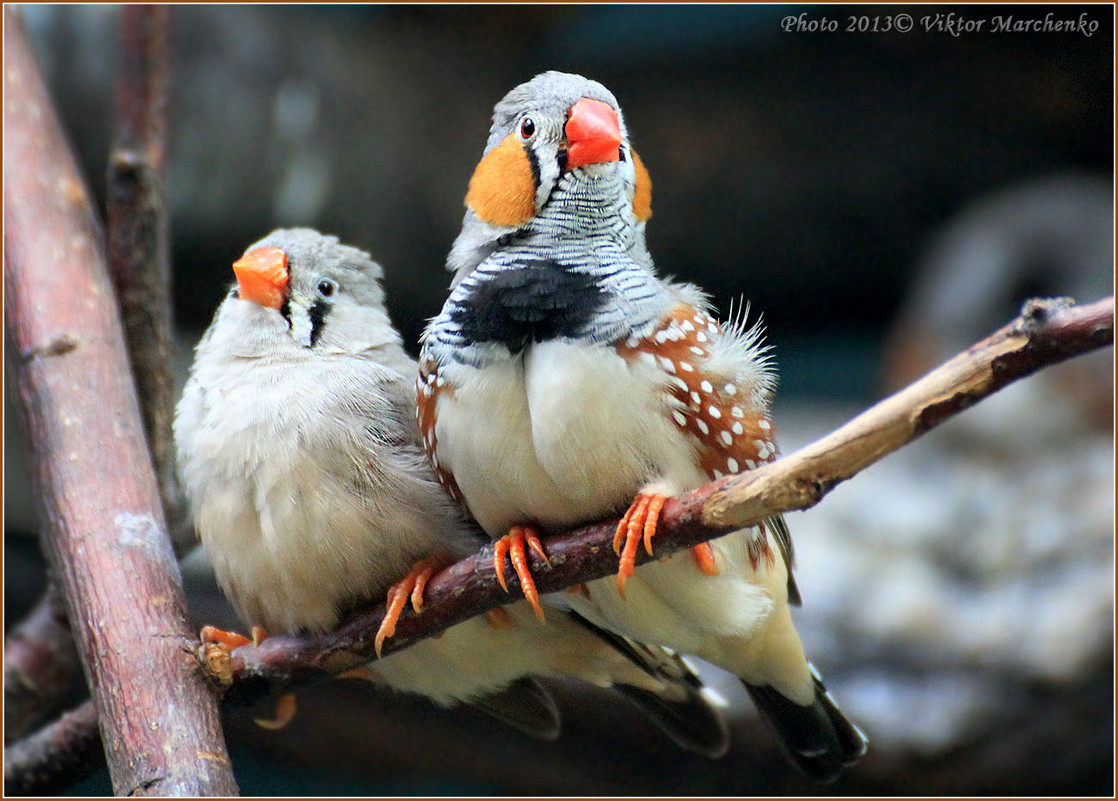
211;295;1113;708
106;5;190;552
3;9;238;796
701;295;1115;528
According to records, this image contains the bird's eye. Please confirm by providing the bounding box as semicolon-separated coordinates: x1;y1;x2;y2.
317;278;337;298
519;116;536;140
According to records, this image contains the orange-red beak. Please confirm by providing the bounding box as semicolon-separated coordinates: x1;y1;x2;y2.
565;97;622;170
232;247;288;310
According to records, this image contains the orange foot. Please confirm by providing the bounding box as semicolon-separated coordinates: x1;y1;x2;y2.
691;542;720;576
337;666;378;681
493;525;551;623
255;692;298;730
613;493;667;596
613;495;722;592
198;626;294;730
200;624;268;650
374;555;451;658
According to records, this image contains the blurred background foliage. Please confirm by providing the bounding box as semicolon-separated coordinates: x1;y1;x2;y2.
5;3;1114;796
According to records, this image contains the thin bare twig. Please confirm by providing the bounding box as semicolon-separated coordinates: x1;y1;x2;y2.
106;5;191;553
3;582;85;744
3;701;102;796
702;295;1115;528
3;8;238;796
206;295;1113;708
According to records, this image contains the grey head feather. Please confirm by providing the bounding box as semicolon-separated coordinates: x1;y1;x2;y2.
236;228;413;377
247;227;389;313
483;71;630;155
449;72;636;284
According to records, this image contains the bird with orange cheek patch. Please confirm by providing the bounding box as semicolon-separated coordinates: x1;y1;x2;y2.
401;71;868;780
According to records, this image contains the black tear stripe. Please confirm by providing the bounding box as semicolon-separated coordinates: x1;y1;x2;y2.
309;299;331;347
525;144;542;190
279;298;293;328
450;258;606;354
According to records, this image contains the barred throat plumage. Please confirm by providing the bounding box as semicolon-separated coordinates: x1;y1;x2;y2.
429;161;669;367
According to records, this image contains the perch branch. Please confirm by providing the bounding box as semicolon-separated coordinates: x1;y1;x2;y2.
106;5;192;552
3;582;85;744
702;295;1114;528
3;701;102;797
4;10;183;789
3;9;238;796
207;295;1113;709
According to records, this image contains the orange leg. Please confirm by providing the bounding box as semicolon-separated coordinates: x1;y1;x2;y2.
690;542;720;576
613;493;667;596
374;555;451;658
493;525;551;623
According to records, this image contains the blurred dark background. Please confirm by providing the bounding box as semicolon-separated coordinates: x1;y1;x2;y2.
5;3;1114;796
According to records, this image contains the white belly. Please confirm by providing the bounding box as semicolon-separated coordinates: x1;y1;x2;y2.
435;341;783;659
569;531;782;660
177;361;446;633
436;340;703;534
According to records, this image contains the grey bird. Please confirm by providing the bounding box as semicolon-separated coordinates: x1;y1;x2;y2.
174;227;729;754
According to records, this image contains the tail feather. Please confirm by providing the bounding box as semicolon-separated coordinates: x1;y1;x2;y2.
744;665;867;782
614;680;730;759
472;676;561;740
571;613;730;758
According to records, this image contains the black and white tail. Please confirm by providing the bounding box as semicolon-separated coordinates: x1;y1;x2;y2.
744;664;868;782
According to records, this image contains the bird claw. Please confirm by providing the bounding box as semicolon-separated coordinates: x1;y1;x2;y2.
254;692;298;730
200;624;268;651
493;526;549;623
484;607;515;630
690;542;720;576
198;625;268;687
374;555;450;658
613;493;667;596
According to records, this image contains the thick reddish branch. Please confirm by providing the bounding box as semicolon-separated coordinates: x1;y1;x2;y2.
5;9;186;790
3;9;238;796
211;295;1113;709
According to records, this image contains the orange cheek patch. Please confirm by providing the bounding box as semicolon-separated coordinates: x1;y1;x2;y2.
465;134;537;227
630;148;652;222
